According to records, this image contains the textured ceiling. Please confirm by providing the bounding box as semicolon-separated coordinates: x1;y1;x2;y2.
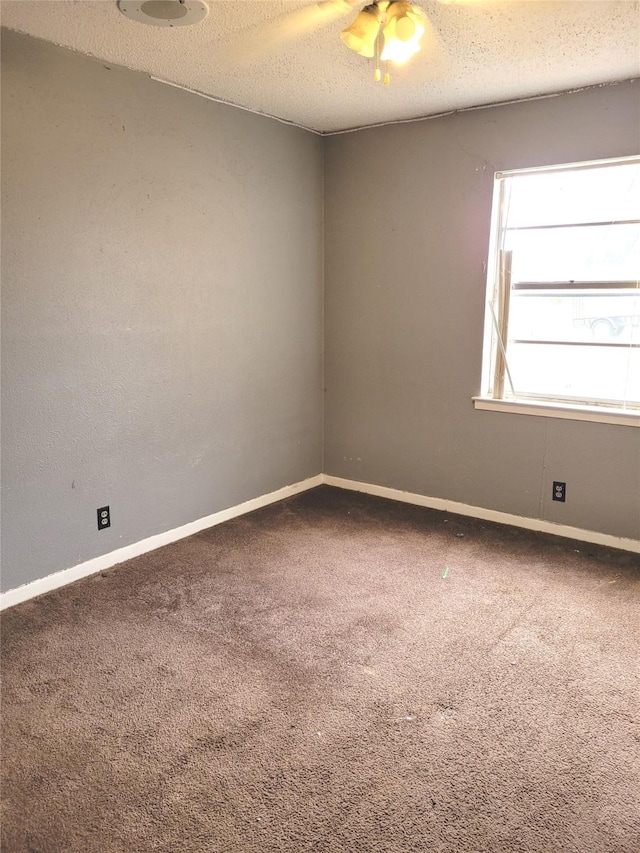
1;0;639;133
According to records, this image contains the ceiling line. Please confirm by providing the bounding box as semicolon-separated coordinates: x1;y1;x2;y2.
322;77;640;136
149;74;322;135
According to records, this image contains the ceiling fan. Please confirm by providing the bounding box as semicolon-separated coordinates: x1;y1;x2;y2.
117;0;470;85
338;1;431;84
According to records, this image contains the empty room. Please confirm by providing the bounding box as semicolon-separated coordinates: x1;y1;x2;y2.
1;1;639;851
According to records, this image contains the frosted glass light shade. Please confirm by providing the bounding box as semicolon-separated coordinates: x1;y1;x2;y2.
340;6;382;58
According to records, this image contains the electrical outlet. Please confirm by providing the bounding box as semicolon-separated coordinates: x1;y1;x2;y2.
552;482;566;503
97;506;110;530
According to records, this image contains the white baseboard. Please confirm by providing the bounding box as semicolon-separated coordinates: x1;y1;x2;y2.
3;471;637;611
0;474;323;611
323;475;640;554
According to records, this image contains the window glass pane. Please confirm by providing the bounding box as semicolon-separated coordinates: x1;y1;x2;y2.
505;223;640;283
505;341;640;406
508;290;640;344
505;163;640;228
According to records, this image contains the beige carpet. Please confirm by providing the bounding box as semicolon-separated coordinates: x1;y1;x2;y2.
2;486;639;852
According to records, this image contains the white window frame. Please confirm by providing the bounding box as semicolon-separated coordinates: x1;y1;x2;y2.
474;155;640;428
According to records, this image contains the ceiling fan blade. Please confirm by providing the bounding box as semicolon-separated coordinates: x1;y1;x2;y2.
226;0;360;66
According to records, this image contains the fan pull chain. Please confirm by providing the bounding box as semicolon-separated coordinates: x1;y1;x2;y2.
373;28;390;85
374;29;381;82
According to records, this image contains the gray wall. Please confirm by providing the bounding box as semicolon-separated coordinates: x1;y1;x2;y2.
1;30;324;592
324;81;640;541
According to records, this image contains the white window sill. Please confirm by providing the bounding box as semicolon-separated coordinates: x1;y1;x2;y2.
472;397;640;428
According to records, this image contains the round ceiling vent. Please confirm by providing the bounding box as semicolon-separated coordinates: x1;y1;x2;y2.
117;0;209;27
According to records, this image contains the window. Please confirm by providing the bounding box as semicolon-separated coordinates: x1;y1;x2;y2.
476;156;640;427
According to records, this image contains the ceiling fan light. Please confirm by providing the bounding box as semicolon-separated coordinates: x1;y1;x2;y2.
381;1;425;64
340;5;382;58
396;15;417;41
380;38;421;64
